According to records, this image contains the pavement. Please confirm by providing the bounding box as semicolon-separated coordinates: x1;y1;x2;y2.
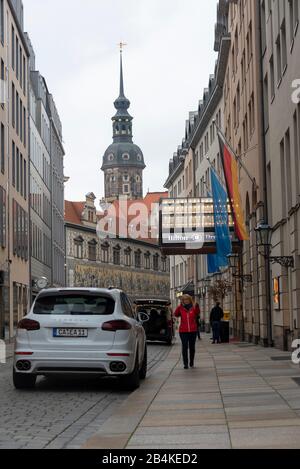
82;334;300;450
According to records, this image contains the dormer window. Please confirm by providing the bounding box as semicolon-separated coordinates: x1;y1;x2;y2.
108;153;114;162
123;174;129;182
88;210;94;222
122;153;130;161
137;154;142;162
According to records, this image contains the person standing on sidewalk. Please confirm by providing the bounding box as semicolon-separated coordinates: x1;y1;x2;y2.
174;295;200;369
210;302;224;344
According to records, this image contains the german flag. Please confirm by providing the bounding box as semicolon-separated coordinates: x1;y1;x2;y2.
218;132;249;241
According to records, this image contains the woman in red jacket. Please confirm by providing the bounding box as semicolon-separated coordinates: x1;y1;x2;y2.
174;295;200;369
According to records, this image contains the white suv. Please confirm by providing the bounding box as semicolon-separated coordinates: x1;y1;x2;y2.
13;288;148;391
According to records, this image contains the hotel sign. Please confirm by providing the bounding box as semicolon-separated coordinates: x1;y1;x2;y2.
159;197;235;256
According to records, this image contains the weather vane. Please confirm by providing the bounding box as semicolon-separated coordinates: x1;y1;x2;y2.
118;41;127;53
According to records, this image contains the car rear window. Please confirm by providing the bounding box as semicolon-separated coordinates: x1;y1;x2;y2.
33;294;115;316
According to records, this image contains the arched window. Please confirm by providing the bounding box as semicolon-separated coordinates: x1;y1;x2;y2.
161;256;168;273
135;250;141;269
122;153;130;161
108;153;114;162
74;236;84;259
124;247;132;267
101;241;109;263
88;239;97;262
153;253;159;271
113;245;121;266
144;252;151;270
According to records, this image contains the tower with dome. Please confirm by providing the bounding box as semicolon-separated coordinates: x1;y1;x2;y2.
102;47;146;202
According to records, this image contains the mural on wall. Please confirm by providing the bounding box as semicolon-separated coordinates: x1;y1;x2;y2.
73;264;170;299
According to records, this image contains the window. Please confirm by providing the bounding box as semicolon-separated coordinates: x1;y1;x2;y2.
108;153;114;161
16;148;19;192
124;248;131;266
20;154;23;196
123;174;129;182
1;59;4;109
281;20;287;72
276;34;282;84
113;246;121;265
12;83;15;127
88;240;97;262
0;185;6;248
264;74;269;131
16;36;19;79
16;91;19;135
88;210;94;222
123;184;130;194
135;250;141;268
0;122;4;174
289;0;299;44
33;293;115;316
101;242;109;263
270;55;275;99
137;154;142;161
74;237;83;259
13;199;28;260
11;26;15;70
122;153;130;160
153;254;159;271
12;141;15;187
162;257;167;273
144;252;150;269
121;293;134;318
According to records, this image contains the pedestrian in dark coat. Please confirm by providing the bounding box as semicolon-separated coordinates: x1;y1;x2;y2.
174;295;200;369
210;302;224;344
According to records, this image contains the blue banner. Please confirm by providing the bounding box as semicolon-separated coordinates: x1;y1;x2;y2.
207;169;232;273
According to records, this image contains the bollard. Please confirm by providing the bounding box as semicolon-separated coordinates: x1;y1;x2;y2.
0;340;6;364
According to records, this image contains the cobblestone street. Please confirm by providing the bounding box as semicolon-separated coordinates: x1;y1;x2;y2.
0;343;170;449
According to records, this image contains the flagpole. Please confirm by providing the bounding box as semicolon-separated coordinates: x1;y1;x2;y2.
212;120;258;189
205;156;228;192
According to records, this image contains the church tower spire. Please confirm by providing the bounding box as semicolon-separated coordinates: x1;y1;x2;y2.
112;46;133;143
102;46;146;202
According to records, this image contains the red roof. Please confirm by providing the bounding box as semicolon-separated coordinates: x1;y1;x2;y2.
65;201;85;225
65;192;168;245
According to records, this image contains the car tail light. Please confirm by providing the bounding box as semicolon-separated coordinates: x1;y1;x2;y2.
102;320;132;331
18;319;40;331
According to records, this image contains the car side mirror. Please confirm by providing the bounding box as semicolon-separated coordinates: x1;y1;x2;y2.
138;312;149;323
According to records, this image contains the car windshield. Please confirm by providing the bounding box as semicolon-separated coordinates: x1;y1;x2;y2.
33;294;115;316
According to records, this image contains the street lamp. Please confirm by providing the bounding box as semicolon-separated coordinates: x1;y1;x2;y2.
255;222;294;268
227;254;252;283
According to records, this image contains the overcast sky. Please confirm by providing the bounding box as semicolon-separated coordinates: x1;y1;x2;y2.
23;0;218;203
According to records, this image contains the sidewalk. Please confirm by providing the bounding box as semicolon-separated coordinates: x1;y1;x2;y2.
82;335;300;449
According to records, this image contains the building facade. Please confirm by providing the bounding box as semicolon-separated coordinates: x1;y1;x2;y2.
65;193;170;300
0;0;29;340
261;0;300;349
26;37;52;299
48;94;65;288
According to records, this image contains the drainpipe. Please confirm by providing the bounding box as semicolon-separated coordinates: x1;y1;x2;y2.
257;3;273;347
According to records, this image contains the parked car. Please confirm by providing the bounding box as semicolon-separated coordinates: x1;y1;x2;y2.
134;299;175;345
13;288;148;391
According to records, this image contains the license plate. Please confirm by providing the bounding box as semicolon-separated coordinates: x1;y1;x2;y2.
53;328;88;338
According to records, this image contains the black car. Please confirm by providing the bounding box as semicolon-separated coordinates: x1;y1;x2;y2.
134;299;175;345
